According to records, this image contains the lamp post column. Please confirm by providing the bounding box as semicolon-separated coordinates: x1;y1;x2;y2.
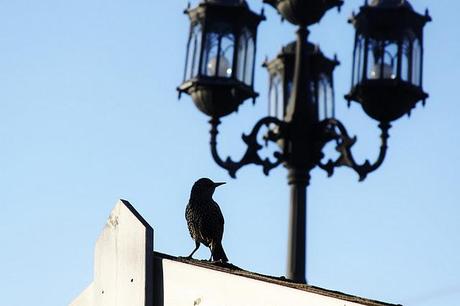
284;25;314;284
287;168;309;283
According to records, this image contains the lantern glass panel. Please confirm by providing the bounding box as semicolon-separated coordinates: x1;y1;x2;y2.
184;23;202;81
401;40;410;82
201;25;235;78
237;29;255;85
367;40;397;80
184;27;192;80
202;32;219;76
352;35;366;86
237;34;246;81
287;80;293;99
269;74;284;119
219;34;235;77
352;35;365;86
317;75;334;120
412;38;422;86
245;36;255;85
365;41;375;80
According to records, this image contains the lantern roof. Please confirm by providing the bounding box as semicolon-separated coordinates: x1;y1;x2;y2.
263;0;343;26
205;0;248;6
185;0;264;30
350;0;431;40
369;0;413;10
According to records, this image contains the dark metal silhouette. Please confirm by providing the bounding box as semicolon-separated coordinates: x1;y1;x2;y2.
178;0;430;283
186;178;228;262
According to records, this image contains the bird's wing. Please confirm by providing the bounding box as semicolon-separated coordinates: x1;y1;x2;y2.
205;201;224;241
190;201;225;246
213;201;224;225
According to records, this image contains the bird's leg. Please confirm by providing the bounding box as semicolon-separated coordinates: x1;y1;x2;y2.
187;241;200;259
208;243;215;261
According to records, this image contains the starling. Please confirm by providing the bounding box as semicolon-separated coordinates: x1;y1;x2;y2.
185;177;228;262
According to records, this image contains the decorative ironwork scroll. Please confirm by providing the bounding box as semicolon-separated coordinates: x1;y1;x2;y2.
319;119;391;181
209;117;285;178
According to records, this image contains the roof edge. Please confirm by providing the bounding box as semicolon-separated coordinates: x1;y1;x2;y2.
153;251;401;306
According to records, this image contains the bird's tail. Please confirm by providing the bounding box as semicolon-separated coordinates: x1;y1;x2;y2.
211;242;228;262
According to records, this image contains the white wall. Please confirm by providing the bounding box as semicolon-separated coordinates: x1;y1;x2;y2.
69;199;154;306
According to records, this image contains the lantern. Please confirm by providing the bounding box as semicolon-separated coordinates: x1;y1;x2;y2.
177;0;264;118
264;41;339;122
346;0;431;122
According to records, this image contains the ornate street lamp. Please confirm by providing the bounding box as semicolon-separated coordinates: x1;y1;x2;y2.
178;0;430;283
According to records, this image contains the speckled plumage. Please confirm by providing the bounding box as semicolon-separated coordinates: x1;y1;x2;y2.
185;178;228;262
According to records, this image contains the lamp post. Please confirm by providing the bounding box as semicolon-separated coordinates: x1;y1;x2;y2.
178;0;431;283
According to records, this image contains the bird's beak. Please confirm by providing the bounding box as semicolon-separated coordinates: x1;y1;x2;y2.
213;182;226;188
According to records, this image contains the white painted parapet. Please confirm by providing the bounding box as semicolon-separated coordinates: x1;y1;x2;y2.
70;199;153;306
70;200;399;306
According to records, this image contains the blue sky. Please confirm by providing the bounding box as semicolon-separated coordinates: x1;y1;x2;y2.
0;1;459;306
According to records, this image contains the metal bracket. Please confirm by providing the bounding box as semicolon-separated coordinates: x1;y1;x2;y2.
209;117;285;178
319;119;391;181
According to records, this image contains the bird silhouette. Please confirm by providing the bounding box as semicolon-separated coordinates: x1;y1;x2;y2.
185;177;228;262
